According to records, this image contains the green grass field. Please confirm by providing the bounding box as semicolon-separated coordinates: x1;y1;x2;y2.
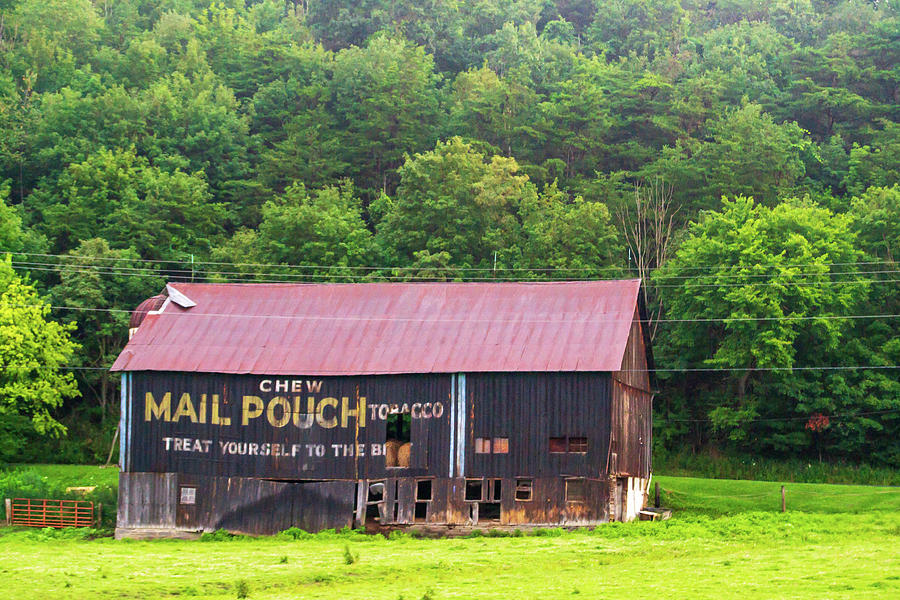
1;466;899;599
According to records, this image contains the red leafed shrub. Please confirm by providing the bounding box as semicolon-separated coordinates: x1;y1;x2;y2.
806;413;830;432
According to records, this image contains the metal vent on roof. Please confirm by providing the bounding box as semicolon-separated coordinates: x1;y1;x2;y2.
165;284;197;308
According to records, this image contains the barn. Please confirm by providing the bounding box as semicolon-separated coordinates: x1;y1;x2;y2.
111;280;654;537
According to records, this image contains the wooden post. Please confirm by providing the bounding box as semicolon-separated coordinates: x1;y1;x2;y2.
4;498;10;525
654;481;660;508
97;503;103;528
781;486;786;513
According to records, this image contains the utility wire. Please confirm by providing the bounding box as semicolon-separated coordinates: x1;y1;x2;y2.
10;261;900;287
661;408;900;424
11;257;900;282
5;303;900;325
3;250;896;277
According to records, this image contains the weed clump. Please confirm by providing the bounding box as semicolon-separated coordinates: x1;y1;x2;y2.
234;579;249;599
343;544;359;564
200;529;245;542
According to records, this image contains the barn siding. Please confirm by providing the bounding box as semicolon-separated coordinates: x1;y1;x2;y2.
464;372;612;479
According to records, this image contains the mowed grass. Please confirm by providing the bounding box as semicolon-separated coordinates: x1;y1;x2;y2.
1;467;899;599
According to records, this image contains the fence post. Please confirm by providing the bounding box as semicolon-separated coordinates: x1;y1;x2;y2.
4;498;10;525
97;503;102;528
781;485;786;513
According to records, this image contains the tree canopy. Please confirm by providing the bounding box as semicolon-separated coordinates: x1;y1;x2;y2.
0;0;898;464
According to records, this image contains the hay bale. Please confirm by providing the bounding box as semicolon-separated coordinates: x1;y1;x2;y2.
397;442;411;468
385;439;401;467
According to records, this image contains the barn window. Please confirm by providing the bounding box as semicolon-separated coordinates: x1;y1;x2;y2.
385;411;411;468
550;436;588;454
565;479;586;503
568;437;588;453
385;412;411;443
179;487;196;505
476;437;509;454
416;479;432;501
515;479;533;501
465;479;483;501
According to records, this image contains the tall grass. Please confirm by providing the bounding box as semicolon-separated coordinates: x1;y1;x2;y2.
654;449;900;486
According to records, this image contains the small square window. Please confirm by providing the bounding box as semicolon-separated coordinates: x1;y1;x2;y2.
465;479;483;501
492;437;509;454
179;487;196;505
565;479;586;503
475;437;491;454
569;437;588;453
416;479;432;501
549;437;567;453
515;479;533;501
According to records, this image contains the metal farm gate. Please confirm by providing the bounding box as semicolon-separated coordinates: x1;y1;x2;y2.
8;498;94;528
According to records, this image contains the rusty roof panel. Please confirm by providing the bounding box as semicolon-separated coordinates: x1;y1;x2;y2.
111;280;642;375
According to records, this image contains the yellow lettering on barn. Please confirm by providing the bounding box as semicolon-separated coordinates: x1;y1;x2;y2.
267;397;291;428
341;396;366;428
316;397;338;429
172;393;198;423
292;397;315;429
211;394;230;426
145;392;171;422
242;396;264;425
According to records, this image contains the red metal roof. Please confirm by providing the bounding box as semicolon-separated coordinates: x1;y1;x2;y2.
111;280;642;375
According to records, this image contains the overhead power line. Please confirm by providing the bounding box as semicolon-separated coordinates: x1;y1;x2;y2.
5;303;900;325
2;250;896;278
662;407;900;423
9;261;900;287
10;257;900;282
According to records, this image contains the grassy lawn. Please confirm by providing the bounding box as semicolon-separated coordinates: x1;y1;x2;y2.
1;466;899;599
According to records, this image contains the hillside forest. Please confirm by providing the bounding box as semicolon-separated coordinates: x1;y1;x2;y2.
0;0;898;467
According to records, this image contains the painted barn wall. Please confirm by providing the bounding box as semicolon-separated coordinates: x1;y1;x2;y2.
127;372;451;480
464;372;613;479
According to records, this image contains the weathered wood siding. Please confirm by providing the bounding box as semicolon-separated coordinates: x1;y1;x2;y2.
118;472;354;535
610;310;653;478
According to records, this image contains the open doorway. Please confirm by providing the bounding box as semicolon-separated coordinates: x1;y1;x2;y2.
385;412;411;468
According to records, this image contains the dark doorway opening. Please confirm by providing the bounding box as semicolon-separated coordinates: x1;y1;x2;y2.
385;412;411;468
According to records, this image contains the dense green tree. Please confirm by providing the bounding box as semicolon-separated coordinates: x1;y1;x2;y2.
49;239;162;422
0;257;80;443
211;181;376;280
447;66;539;159
655;196;865;451
374;138;529;269
28;147;224;259
843;123;900;196
586;0;686;60
645;103;811;212
330;36;442;195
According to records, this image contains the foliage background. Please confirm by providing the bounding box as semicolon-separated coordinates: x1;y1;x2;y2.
0;0;897;465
